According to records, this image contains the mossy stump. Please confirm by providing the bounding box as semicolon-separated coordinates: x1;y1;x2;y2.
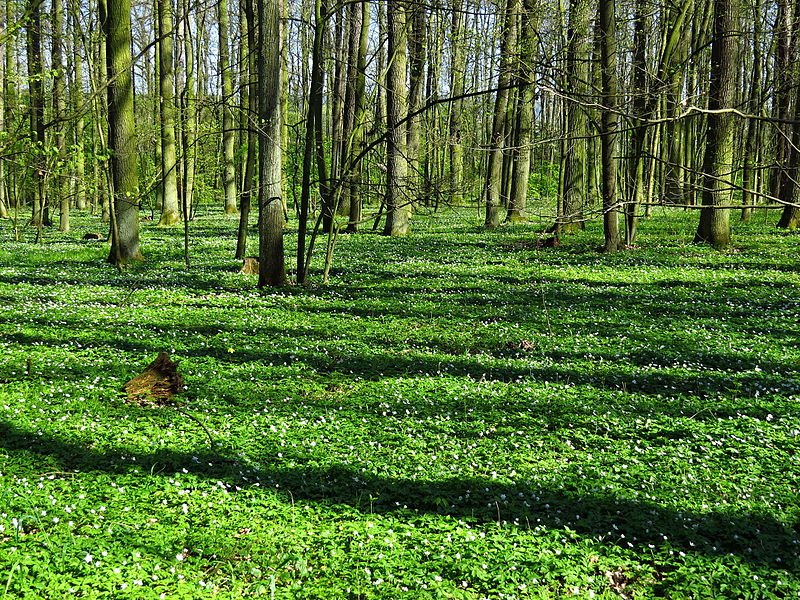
124;352;184;404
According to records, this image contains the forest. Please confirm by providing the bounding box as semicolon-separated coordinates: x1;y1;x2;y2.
1;0;800;597
2;0;800;270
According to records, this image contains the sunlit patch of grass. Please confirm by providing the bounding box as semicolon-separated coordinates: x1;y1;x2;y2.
0;208;798;598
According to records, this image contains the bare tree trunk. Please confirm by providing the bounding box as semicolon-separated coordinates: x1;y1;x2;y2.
506;0;538;222
448;0;467;204
218;0;238;214
559;0;590;232
599;0;620;252
26;0;46;229
236;0;257;258
483;0;518;229
383;0;411;235
103;0;142;264
695;0;738;247
157;0;180;226
257;0;286;286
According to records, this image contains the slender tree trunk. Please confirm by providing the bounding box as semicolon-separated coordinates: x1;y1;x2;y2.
71;0;87;212
179;2;197;219
52;0;69;231
297;0;326;281
236;0;257;258
448;0;467;204
346;0;369;232
26;0;46;229
777;0;800;228
695;0;738;247
218;0;238;214
383;0;411;235
406;0;426;195
157;0;180;225
0;5;7;219
625;0;648;244
484;0;519;229
506;0;538;222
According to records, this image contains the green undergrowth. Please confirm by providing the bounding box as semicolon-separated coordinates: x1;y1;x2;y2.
0;208;799;598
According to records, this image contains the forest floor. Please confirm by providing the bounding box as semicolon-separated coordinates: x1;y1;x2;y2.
1;207;799;598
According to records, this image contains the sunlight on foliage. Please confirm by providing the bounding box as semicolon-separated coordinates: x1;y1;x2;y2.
0;210;798;598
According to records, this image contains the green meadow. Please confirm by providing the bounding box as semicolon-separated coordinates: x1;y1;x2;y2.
1;209;798;598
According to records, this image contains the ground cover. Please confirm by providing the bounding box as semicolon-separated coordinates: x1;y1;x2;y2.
0;209;798;598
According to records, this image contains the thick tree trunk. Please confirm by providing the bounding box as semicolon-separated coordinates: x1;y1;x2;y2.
103;0;142;264
559;0;591;233
256;0;286;286
695;0;737;247
599;0;621;252
506;0;538;222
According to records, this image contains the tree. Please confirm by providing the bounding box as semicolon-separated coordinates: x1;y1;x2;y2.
157;0;180;226
559;0;591;233
26;0;46;230
383;0;411;236
256;0;286;286
103;0;142;264
506;0;539;222
53;0;69;231
598;0;621;252
694;0;738;247
483;0;518;230
218;0;238;215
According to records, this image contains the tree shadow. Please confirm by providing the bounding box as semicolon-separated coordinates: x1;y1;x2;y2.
1;420;797;568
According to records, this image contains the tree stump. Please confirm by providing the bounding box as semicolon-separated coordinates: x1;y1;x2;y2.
240;257;259;275
124;352;184;404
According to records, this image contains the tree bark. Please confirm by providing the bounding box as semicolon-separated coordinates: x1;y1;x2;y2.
599;0;621;252
257;0;286;286
559;0;591;232
484;0;519;229
157;0;180;226
218;0;238;214
104;0;141;263
383;0;411;235
695;0;737;247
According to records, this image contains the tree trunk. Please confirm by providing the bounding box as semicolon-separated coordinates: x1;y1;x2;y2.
506;0;538;222
53;0;69;231
559;0;591;232
103;0;142;264
695;0;737;247
26;0;46;229
236;0;257;259
383;0;411;235
218;0;238;214
256;0;286;286
483;0;519;229
448;0;467;204
157;0;180;226
599;0;621;252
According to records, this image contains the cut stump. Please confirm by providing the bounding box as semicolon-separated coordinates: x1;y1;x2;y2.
124;352;184;404
240;257;259;275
